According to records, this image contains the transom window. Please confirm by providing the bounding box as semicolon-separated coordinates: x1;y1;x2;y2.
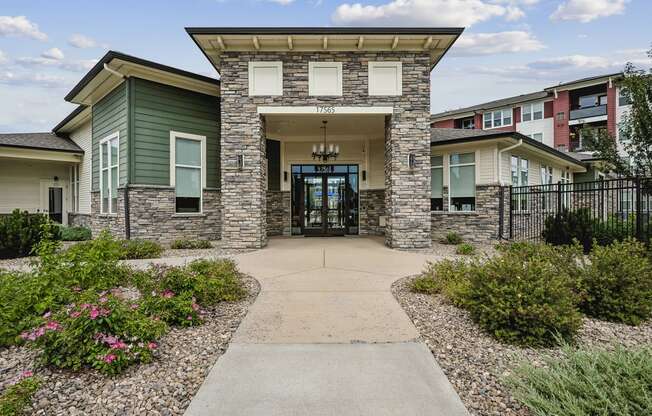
431;155;443;211
522;102;543;122
170;131;206;214
100;133;119;214
483;108;512;129
449;152;475;212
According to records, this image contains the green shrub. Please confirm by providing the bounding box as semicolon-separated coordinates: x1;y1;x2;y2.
416;259;473;306
170;239;212;249
58;225;92;241
119;239;163;260
0;374;40;416
506;344;652;416
463;248;582;346
23;292;166;375
456;243;475;255
441;232;463;245
140;290;202;327
411;276;440;295
0;210;60;259
580;239;652;325
542;208;595;252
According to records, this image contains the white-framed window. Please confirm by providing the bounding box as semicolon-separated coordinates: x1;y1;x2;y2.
309;62;342;96
560;170;572;208
618;87;632;107
511;155;529;211
99;132;119;214
522;102;543;122
70;164;80;212
461;118;474;129
431;155;443;211
170;131;206;214
529;132;544;142
483;108;512;129
449;152;475;212
368;61;402;96
540;165;553;210
248;61;283;96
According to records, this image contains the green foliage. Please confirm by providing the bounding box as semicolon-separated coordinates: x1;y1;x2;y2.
410;276;440;295
441;232;463;245
506;344;652;416
170;239;212;249
0;210;61;259
24;292;167;375
456;243;475;255
416;260;473;306
0;375;40;416
140;291;202;327
580;239;652;325
119;239;163;260
58;225;92;241
542;208;595;252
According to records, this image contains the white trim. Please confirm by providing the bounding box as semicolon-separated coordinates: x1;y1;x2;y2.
169;130;207;214
308;62;343;96
99;132;119;214
248;61;283;96
368;61;402;96
448;151;476;212
568;114;608;126
257;106;394;115
521;102;544;123
483;108;513;130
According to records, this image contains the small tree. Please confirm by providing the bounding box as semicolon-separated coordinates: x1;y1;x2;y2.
585;47;652;176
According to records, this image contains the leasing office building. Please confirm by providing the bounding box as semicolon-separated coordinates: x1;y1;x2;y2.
0;27;590;248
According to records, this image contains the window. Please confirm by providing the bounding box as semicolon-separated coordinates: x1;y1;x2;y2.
522;102;543;122
460;117;474;129
71;164;80;212
511;155;529;211
248;61;283;96
449;153;475;211
309;62;342;96
556;111;565;121
529;132;543;142
579;94;606;108
368;62;402;96
431;156;443;211
483;108;512;129
100;133;119;214
170;131;206;214
540;165;553;210
618;88;632;106
560;170;571;208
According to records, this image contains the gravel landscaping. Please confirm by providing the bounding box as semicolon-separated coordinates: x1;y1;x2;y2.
392;276;652;416
0;274;259;415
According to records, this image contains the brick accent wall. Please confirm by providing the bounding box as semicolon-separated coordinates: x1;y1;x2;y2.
432;119;454;128
607;84;617;137
266;190;291;236
360;189;385;235
219;51;432;249
553;90;570;149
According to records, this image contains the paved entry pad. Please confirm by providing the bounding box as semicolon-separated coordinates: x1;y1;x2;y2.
185;342;469;416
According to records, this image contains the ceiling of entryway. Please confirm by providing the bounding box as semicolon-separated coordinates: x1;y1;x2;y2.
265;114;385;141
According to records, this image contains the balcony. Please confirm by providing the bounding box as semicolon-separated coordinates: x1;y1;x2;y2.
569;104;607;120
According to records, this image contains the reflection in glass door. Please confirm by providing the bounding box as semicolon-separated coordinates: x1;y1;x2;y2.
303;175;323;232
326;175;346;234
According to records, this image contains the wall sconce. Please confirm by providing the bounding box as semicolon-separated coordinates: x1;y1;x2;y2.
284;171;288;182
408;154;416;170
362;170;367;181
236;154;244;170
53;176;59;182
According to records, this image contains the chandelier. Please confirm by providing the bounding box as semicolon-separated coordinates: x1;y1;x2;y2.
312;120;339;162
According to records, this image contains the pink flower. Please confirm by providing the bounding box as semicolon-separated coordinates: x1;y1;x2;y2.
42;311;51;319
103;353;117;364
73;287;82;293
191;302;200;312
99;308;111;317
34;327;46;338
162;289;175;299
147;342;157;350
99;297;108;304
45;321;61;331
130;303;139;310
80;303;92;310
70;311;81;318
186;315;193;321
103;335;118;345
89;307;100;320
20;370;33;379
111;341;127;350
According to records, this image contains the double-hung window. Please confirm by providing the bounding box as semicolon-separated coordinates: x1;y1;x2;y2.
449;153;475;212
529;132;543;142
522;102;543;122
170;131;206;214
483;108;512;129
560;170;571;208
100;133;119;214
540;165;553;211
431;156;443;211
71;164;80;212
511;155;529;211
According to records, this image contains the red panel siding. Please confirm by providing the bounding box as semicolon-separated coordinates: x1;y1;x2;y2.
432;119;454;128
553;90;570;149
544;101;553;118
474;113;483;129
607;84;617;136
513;107;521;124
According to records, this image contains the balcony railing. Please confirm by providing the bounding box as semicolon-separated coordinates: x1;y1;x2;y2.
569;105;607;120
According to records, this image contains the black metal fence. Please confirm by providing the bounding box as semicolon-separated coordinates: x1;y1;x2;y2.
502;177;652;243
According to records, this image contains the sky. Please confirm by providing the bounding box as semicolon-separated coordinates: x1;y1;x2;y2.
0;0;650;133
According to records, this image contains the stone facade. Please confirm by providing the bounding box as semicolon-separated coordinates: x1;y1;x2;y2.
90;187;221;245
219;51;432;249
360;189;385;235
431;185;506;243
68;213;91;228
266;191;291;236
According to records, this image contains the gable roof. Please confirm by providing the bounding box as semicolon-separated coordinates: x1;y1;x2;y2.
52;105;89;134
0;132;83;153
431;91;550;121
430;128;584;168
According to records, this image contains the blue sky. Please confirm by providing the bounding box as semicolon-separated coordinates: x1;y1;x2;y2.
0;0;649;132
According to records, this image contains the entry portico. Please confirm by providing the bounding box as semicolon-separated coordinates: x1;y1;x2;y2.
187;27;464;250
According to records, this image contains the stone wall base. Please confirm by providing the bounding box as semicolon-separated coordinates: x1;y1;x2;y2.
360;189;385;235
68;213;91;228
266;191;291;236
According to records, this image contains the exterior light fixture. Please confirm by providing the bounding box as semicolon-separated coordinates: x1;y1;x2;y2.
236;154;245;170
284;171;288;182
362;170;367;181
408;154;416;169
312;120;339;162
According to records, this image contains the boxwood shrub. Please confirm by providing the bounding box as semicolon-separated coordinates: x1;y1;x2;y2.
170;239;212;249
0;210;60;259
58;225;92;241
119;239;163;260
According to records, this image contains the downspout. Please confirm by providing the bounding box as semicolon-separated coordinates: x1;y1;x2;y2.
498;139;523;186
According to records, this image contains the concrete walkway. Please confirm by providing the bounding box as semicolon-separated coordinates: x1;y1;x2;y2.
184;237;469;416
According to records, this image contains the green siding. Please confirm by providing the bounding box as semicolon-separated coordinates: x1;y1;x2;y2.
92;82;128;191
132;78;220;188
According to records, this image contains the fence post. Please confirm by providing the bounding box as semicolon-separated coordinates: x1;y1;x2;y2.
498;186;504;240
509;186;513;240
557;181;563;213
635;176;643;240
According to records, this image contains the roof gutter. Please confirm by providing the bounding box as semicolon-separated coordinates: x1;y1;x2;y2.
103;63;126;79
498;139;523;186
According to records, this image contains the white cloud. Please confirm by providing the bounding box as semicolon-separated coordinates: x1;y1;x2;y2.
551;0;628;23
267;0;295;4
68;33;98;49
332;0;508;27
0;50;7;65
450;31;545;57
0;71;68;88
16;56;97;72
41;47;64;61
0;16;47;41
528;54;611;70
504;6;525;21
